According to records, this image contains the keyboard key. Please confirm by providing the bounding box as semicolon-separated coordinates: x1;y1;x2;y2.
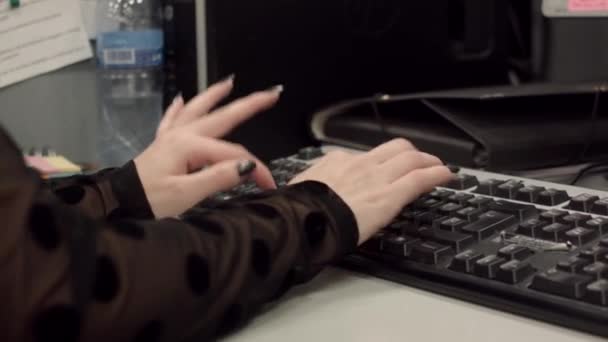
557;256;591;273
403;223;429;237
382;234;420;257
591;198;608;216
448;193;474;206
429;189;455;200
517;218;546;238
412;198;445;212
386;221;411;234
474;179;504;196
361;232;387;252
420;228;474;253
461;211;516;241
410;241;454;265
540;209;568;224
270;158;288;168
600;237;608;248
584;217;608;235
585;279;608;306
432;216;450;229
467;197;494;209
414;212;443;227
497;260;536;284
569;194;600;213
583;262;608;279
438;217;468;232
530;269;593;299
297;147;324;160
438;203;464;217
495;180;524;199
515;185;545;203
400;209;423;221
536;189;571;206
488;201;539;222
498;244;534;261
559;213;592;227
579;246;608;262
456;207;486;222
474;255;507;279
565;227;597;247
542;223;573;242
449;250;484;273
444;174;479;190
292;161;310;173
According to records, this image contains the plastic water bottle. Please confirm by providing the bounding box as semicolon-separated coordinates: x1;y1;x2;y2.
95;0;164;167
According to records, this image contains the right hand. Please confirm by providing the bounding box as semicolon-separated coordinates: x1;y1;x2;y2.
290;139;454;245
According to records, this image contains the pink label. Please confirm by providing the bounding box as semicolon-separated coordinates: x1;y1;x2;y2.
569;0;608;11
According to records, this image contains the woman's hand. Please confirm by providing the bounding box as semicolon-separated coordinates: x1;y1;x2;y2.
290;139;454;245
135;77;281;218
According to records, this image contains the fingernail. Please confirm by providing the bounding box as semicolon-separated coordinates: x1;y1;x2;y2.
237;160;257;177
267;84;284;94
222;73;236;84
173;92;183;104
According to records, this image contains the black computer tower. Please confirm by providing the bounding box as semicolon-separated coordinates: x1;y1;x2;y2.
168;0;516;160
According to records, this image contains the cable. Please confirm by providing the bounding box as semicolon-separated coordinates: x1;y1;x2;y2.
577;89;602;163
566;88;603;185
570;161;608;185
370;93;392;142
507;2;527;58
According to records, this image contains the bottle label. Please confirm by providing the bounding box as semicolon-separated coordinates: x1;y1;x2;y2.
97;30;164;68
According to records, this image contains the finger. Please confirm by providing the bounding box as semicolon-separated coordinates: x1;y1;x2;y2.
185;137;276;189
381;151;443;183
361;138;417;164
392;165;453;206
193;86;282;138
180;159;258;205
174;75;235;127
156;94;185;137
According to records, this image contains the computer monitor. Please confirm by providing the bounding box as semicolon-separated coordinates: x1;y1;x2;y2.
165;0;520;160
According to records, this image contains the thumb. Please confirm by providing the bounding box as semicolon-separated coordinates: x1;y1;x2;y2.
180;159;258;203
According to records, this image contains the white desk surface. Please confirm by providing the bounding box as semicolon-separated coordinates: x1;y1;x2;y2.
224;267;605;342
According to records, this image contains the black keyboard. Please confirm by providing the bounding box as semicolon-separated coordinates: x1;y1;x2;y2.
203;146;608;338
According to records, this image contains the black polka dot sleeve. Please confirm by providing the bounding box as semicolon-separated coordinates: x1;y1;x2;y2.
0;127;359;342
43;161;154;221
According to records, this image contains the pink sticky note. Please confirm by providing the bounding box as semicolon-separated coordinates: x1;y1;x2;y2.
24;156;57;174
569;0;608;11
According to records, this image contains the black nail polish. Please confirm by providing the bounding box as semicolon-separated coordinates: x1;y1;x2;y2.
237;160;257;177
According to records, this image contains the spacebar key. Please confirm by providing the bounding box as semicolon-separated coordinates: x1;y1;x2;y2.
461;211;517;241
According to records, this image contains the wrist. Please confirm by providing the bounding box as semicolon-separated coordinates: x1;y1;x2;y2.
107;160;155;219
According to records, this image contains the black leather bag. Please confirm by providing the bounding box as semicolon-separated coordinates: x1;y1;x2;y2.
311;83;608;171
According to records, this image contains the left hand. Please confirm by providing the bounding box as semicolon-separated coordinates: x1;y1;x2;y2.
135;77;281;218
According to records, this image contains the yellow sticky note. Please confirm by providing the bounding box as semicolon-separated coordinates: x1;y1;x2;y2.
46;156;82;173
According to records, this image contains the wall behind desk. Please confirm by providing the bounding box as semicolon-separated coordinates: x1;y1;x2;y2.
0;58;99;163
